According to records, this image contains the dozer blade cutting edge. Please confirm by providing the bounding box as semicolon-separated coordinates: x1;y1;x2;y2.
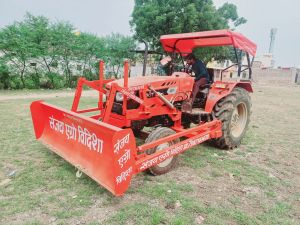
30;100;136;196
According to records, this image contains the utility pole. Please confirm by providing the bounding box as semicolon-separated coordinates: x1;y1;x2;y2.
269;28;277;54
269;28;277;67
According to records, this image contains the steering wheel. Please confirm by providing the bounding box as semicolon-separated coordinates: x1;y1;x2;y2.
180;66;193;74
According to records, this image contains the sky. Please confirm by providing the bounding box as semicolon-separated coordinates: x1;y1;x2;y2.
0;0;299;67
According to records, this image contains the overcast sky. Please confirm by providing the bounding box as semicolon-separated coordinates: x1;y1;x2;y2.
0;0;299;67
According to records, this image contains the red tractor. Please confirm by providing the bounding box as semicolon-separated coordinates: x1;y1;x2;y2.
30;29;256;196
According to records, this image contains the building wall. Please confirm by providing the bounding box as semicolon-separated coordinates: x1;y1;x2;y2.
212;65;300;85
130;61;300;86
252;68;300;85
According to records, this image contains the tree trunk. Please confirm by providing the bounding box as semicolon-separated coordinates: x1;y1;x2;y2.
43;57;51;73
65;60;71;87
20;62;26;88
20;74;25;88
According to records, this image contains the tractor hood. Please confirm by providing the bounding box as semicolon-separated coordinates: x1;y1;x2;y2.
106;73;192;90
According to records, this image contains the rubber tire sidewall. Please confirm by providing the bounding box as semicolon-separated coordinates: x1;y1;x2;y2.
228;91;251;145
145;127;179;175
213;87;251;149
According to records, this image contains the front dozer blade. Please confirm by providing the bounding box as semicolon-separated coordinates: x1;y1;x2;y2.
30;101;136;196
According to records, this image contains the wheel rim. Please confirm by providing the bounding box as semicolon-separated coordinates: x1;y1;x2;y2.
156;142;173;167
230;102;248;138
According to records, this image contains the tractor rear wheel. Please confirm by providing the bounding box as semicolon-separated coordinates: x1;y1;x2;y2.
213;87;251;149
145;127;179;175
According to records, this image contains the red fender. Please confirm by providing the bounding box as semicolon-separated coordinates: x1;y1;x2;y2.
205;81;253;113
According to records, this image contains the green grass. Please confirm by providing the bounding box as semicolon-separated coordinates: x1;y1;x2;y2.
182;145;278;189
24;221;42;225
0;96;110;223
107;184;297;225
107;203;166;225
0;89;299;224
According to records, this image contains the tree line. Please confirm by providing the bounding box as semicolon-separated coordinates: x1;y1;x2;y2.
0;0;245;89
0;13;136;89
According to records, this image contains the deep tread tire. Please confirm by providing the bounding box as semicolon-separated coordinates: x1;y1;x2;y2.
145;127;179;175
213;87;251;149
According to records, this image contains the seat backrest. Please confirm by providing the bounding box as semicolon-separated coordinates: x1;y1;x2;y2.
207;68;214;83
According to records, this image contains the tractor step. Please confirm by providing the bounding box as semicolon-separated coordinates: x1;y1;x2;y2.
190;108;210;115
182;107;210;115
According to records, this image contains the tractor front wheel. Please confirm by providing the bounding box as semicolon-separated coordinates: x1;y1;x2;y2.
145;127;179;175
213;87;251;149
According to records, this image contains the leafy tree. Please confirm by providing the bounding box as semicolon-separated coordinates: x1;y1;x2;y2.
0;20;32;88
217;3;247;27
130;0;246;62
103;33;137;77
0;60;10;89
0;13;137;88
21;13;52;72
73;32;105;79
49;21;76;86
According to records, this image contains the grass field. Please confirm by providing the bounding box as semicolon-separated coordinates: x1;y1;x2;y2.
0;84;299;225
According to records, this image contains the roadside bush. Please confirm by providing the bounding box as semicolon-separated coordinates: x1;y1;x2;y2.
52;74;65;89
40;78;53;89
0;64;10;89
70;75;80;88
24;76;39;89
45;72;65;89
84;70;97;81
9;76;23;89
24;73;40;89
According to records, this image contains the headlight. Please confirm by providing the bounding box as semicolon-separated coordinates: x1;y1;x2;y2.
115;92;123;102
